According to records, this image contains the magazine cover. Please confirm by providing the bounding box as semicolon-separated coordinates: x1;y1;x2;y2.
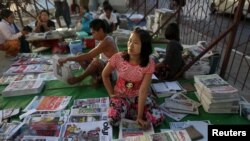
12;57;51;66
14;122;63;138
0;75;24;85
62;121;112;141
24;64;53;74
69;114;108;123
22;96;71;119
32;110;71;117
151;81;185;98
3;65;28;76
70;107;107;115
0;121;25;140
36;96;72;111
72;97;110;109
24;115;68;125
21;136;62;141
119;119;154;139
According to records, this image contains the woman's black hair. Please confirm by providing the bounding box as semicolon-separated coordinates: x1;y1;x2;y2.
103;4;113;12
89;19;108;33
122;27;153;67
103;0;110;7
39;9;50;16
0;9;13;19
165;22;180;41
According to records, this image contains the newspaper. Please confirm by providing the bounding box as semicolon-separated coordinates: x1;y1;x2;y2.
2;80;45;97
160;104;187;121
61;121;112;141
52;55;73;84
119;118;154;139
239;102;250;120
21;96;71;119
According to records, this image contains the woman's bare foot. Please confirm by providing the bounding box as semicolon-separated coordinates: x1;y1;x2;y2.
67;77;82;85
92;76;102;87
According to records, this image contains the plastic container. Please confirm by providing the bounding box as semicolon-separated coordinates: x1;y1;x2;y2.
83;37;95;49
69;40;83;55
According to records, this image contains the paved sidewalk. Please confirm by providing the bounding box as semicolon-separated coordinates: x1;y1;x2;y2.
0;51;15;77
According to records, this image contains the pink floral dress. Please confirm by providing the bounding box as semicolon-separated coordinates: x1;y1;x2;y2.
108;52;165;126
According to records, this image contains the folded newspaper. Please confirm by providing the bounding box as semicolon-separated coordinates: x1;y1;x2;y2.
52;55;73;84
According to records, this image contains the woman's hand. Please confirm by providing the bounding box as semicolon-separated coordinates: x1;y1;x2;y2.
58;58;67;66
136;117;150;130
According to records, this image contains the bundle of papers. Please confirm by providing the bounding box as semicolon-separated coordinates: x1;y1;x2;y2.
2;80;45;97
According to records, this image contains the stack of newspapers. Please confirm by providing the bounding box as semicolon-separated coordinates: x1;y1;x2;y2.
2;80;45;97
194;74;240;113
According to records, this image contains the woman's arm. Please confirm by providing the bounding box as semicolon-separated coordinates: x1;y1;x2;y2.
59;38;109;65
136;73;152;129
102;63;115;97
0;24;23;40
34;17;44;33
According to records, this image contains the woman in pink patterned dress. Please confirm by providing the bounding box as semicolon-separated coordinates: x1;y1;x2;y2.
102;28;165;128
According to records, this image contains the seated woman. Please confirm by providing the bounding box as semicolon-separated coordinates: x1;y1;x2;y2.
79;6;93;34
102;28;165;128
0;9;31;55
34;10;55;33
154;23;185;80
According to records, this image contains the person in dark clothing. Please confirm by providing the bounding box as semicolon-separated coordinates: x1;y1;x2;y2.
71;0;80;14
34;10;55;33
54;0;71;28
154;23;184;80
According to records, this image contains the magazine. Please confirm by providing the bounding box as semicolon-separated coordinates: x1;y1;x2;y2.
170;93;201;108
0;121;25;140
119;118;154;139
23;96;72;112
0;75;24;85
24;114;68;125
21;136;62;141
70;107;108;115
160;104;188;121
3;64;53;76
0;74;42;85
12;57;51;66
151;81;185;98
163;99;195;112
69;114;107;123
72;97;110;109
2;80;45;97
3;65;28;76
15;122;63;138
0;108;20;121
61;121;112;141
21;96;71;119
